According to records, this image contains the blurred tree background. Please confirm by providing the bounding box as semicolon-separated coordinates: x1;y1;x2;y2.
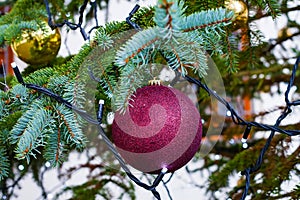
0;0;299;199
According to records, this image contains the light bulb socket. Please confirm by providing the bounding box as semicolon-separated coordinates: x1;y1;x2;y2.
97;99;104;123
242;125;251;142
11;62;25;85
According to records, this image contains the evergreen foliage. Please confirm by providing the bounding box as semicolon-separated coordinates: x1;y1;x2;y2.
113;1;234;112
10;100;54;163
0;148;9;181
0;0;299;199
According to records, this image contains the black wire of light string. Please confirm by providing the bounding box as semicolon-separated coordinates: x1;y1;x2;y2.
14;1;300;199
125;6;300;139
184;56;300;200
10;56;300;200
44;0;100;41
10;62;168;200
124;5;300;198
183;75;300;137
122;4;300;199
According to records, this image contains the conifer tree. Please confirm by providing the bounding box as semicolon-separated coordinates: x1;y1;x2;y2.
0;0;299;199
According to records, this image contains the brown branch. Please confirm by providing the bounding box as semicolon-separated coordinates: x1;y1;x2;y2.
56;119;61;162
183;17;232;32
124;37;159;64
56;110;75;138
249;6;300;22
266;31;300;52
269;191;300;200
233;65;285;77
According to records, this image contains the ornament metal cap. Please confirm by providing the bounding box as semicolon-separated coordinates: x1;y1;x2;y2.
148;77;162;86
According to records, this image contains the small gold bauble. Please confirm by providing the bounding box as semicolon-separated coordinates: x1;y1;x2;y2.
278;27;292;39
11;22;61;65
225;0;248;29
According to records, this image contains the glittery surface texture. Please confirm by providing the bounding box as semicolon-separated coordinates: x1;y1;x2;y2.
112;85;202;173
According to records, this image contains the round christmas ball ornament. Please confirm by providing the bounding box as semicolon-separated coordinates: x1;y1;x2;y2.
112;82;202;173
225;0;248;30
11;22;61;65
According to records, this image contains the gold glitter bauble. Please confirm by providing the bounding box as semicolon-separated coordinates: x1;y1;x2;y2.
225;0;248;29
11;22;61;65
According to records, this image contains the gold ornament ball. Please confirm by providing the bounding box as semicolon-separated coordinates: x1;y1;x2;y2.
225;0;248;29
278;27;292;39
11;23;61;65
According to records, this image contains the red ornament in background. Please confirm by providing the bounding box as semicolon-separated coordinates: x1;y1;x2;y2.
112;84;202;173
0;5;14;76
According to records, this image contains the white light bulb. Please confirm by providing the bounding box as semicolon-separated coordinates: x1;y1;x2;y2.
18;164;25;171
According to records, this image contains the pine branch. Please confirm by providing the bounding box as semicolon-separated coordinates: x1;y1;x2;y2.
0;147;10;180
181;8;233;32
0;148;10;180
9;84;29;105
115;27;160;67
47;75;69;96
43;123;66;167
24;67;55;86
94;28;114;50
55;104;86;149
154;0;186;39
224;29;239;73
0;97;8;119
63;80;86;109
264;0;281;19
1;20;39;44
10;101;55;163
112;62;151;113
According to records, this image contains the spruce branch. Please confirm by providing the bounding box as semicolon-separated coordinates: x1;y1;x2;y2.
0;97;9;119
112;61;152;113
94;28;114;50
0;148;10;181
181;8;233;32
263;0;281;19
23;67;55;86
47;75;69;96
115;27;160;67
154;0;186;39
1;20;39;44
63;80;86;109
161;34;208;77
113;0;234;111
84;45;119;99
55;104;86;150
9;84;29;104
43;123;66;167
224;29;239;73
10;101;55;163
0;0;49;45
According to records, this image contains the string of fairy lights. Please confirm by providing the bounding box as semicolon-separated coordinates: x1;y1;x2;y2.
44;0;100;41
3;1;300;200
